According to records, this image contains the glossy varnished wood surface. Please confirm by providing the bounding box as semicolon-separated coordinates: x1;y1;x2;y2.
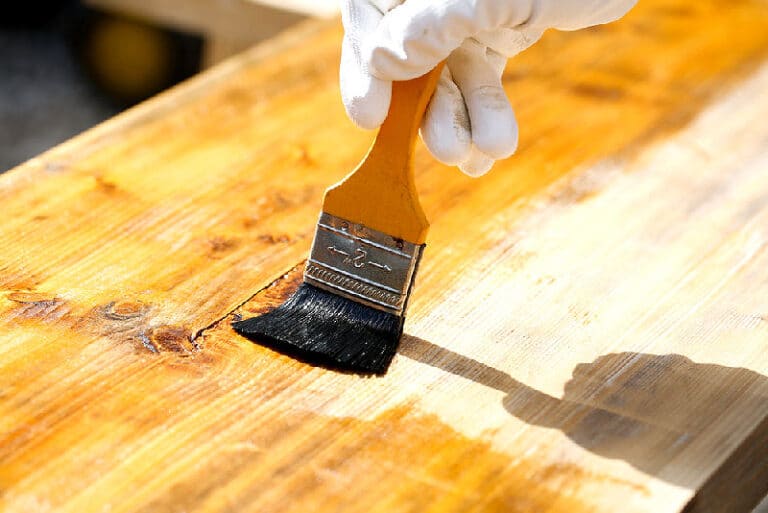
2;1;768;511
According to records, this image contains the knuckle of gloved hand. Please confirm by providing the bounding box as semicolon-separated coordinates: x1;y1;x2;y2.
370;0;404;13
368;30;444;79
366;43;407;79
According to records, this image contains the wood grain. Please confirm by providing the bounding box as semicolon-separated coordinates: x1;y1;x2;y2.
2;0;768;511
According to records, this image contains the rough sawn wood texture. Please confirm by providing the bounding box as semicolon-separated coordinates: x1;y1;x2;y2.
2;1;768;512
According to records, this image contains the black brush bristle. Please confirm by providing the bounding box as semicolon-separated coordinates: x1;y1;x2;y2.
232;283;404;374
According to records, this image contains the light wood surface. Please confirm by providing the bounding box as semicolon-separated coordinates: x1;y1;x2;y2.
85;0;306;66
246;0;339;18
2;1;768;512
325;65;443;243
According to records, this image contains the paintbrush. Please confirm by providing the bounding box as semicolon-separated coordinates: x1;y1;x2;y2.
233;64;444;375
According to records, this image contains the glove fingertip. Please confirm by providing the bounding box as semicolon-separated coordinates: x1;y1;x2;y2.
459;160;494;177
420;73;472;165
459;146;495;177
421;113;472;166
344;97;389;129
474;119;519;159
340;70;392;129
422;131;470;165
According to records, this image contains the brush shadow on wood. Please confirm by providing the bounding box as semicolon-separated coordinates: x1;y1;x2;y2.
399;336;768;510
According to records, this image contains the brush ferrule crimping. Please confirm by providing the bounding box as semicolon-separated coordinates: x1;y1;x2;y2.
304;213;424;316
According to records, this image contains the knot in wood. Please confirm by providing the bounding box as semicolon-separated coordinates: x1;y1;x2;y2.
145;325;195;354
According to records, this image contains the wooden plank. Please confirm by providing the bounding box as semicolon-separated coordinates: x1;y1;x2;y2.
85;0;305;45
202;37;253;69
244;0;338;18
2;1;768;511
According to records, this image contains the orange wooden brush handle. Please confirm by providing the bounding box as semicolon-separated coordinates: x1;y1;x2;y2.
323;63;445;245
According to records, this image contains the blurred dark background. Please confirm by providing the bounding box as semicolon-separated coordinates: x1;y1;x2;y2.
0;1;204;172
0;0;307;172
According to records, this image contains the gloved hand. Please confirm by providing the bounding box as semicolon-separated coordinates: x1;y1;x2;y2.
340;0;637;176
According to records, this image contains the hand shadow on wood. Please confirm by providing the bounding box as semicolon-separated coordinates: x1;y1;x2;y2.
399;335;768;490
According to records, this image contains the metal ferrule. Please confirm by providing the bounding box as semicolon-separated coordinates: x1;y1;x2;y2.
303;212;425;317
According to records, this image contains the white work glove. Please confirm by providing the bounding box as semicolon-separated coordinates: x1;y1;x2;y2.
340;0;637;176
